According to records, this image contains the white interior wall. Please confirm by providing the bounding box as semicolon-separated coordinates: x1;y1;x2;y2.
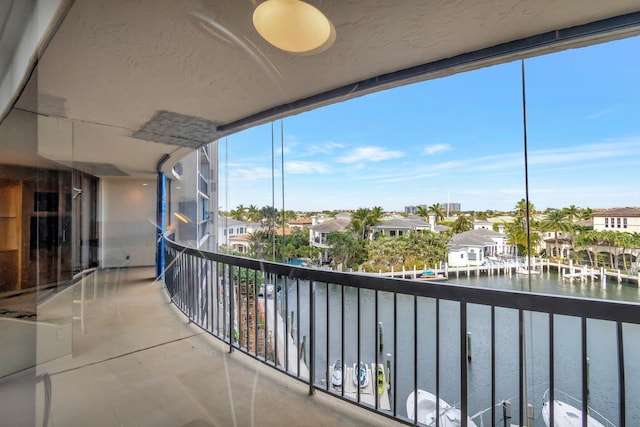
99;178;156;268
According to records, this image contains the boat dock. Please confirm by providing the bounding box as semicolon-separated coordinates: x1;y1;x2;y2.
372;259;640;286
331;362;391;410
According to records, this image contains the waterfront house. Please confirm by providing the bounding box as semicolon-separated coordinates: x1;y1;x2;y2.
228;233;252;254
218;216;263;248
473;220;493;230
373;216;430;237
374;215;448;237
447;229;509;267
543;234;574;258
288;217;313;229
592;207;640;232
309;215;351;263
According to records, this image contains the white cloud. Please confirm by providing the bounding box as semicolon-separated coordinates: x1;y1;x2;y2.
423;143;452;155
306;141;345;155
231;166;273;181
281;136;345;158
337;146;404;163
285;161;330;174
469;138;640;173
586;109;612;120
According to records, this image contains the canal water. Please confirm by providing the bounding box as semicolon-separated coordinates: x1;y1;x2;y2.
279;272;640;426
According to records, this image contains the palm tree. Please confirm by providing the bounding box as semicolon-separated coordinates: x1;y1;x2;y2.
616;232;633;271
248;230;269;259
579;207;594;221
539;210;572;259
230;204;246;221
246;204;260;222
259;206;278;229
600;230;618;268
562;205;579;223
349;207;384;240
452;214;473;234
579;230;604;267
415;206;429;220
428;203;445;223
514;198;535;228
505;219;541;258
574;230;595;266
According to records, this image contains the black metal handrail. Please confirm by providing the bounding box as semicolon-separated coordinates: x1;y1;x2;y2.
162;236;639;426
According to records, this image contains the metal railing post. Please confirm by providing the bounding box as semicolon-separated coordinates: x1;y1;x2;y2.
309;280;315;395
461;300;468;427
617;321;625;426
229;265;234;353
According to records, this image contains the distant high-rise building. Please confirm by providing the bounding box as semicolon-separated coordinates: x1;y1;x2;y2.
405;204;427;215
441;202;461;214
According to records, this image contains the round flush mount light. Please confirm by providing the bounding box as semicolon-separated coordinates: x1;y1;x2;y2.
253;0;335;54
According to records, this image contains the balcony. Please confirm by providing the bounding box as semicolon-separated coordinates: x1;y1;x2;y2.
163;237;640;426
0;267;397;426
1;2;640;426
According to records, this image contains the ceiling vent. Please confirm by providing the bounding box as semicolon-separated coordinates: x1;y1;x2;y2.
132;111;219;149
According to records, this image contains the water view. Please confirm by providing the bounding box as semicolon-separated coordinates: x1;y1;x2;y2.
280;272;640;426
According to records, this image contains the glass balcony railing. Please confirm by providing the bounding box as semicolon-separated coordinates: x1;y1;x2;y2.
163;236;640;426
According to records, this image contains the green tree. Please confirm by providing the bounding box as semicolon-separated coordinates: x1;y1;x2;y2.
475;211;490;220
246;204;260;222
349;207;384;240
326;231;366;270
539;210;572;259
415;206;430;220
428;203;445;223
452;215;473;234
562;205;579;223
616;232;633;271
248;230;269;259
259;206;278;230
579;207;594;221
505;220;541;257
600;230;619;269
278;209;297;226
513;198;535;228
574;229;596;265
230;204;246;220
365;230;447;272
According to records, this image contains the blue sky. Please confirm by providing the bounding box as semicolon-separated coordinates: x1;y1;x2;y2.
220;36;640;213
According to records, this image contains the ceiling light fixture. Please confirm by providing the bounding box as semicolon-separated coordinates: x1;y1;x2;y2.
253;0;335;54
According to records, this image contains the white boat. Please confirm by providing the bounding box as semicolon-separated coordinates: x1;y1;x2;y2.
257;283;281;298
541;389;614;427
257;283;272;297
417;270;448;281
406;389;478;427
331;360;342;388
353;361;369;388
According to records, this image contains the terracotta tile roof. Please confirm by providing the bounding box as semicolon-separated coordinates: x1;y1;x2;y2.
591;207;640;217
289;218;312;225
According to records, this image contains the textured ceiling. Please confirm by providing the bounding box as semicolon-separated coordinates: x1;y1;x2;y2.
4;0;640;177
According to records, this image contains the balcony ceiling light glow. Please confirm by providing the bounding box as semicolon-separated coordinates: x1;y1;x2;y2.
174;212;191;224
253;0;335;54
